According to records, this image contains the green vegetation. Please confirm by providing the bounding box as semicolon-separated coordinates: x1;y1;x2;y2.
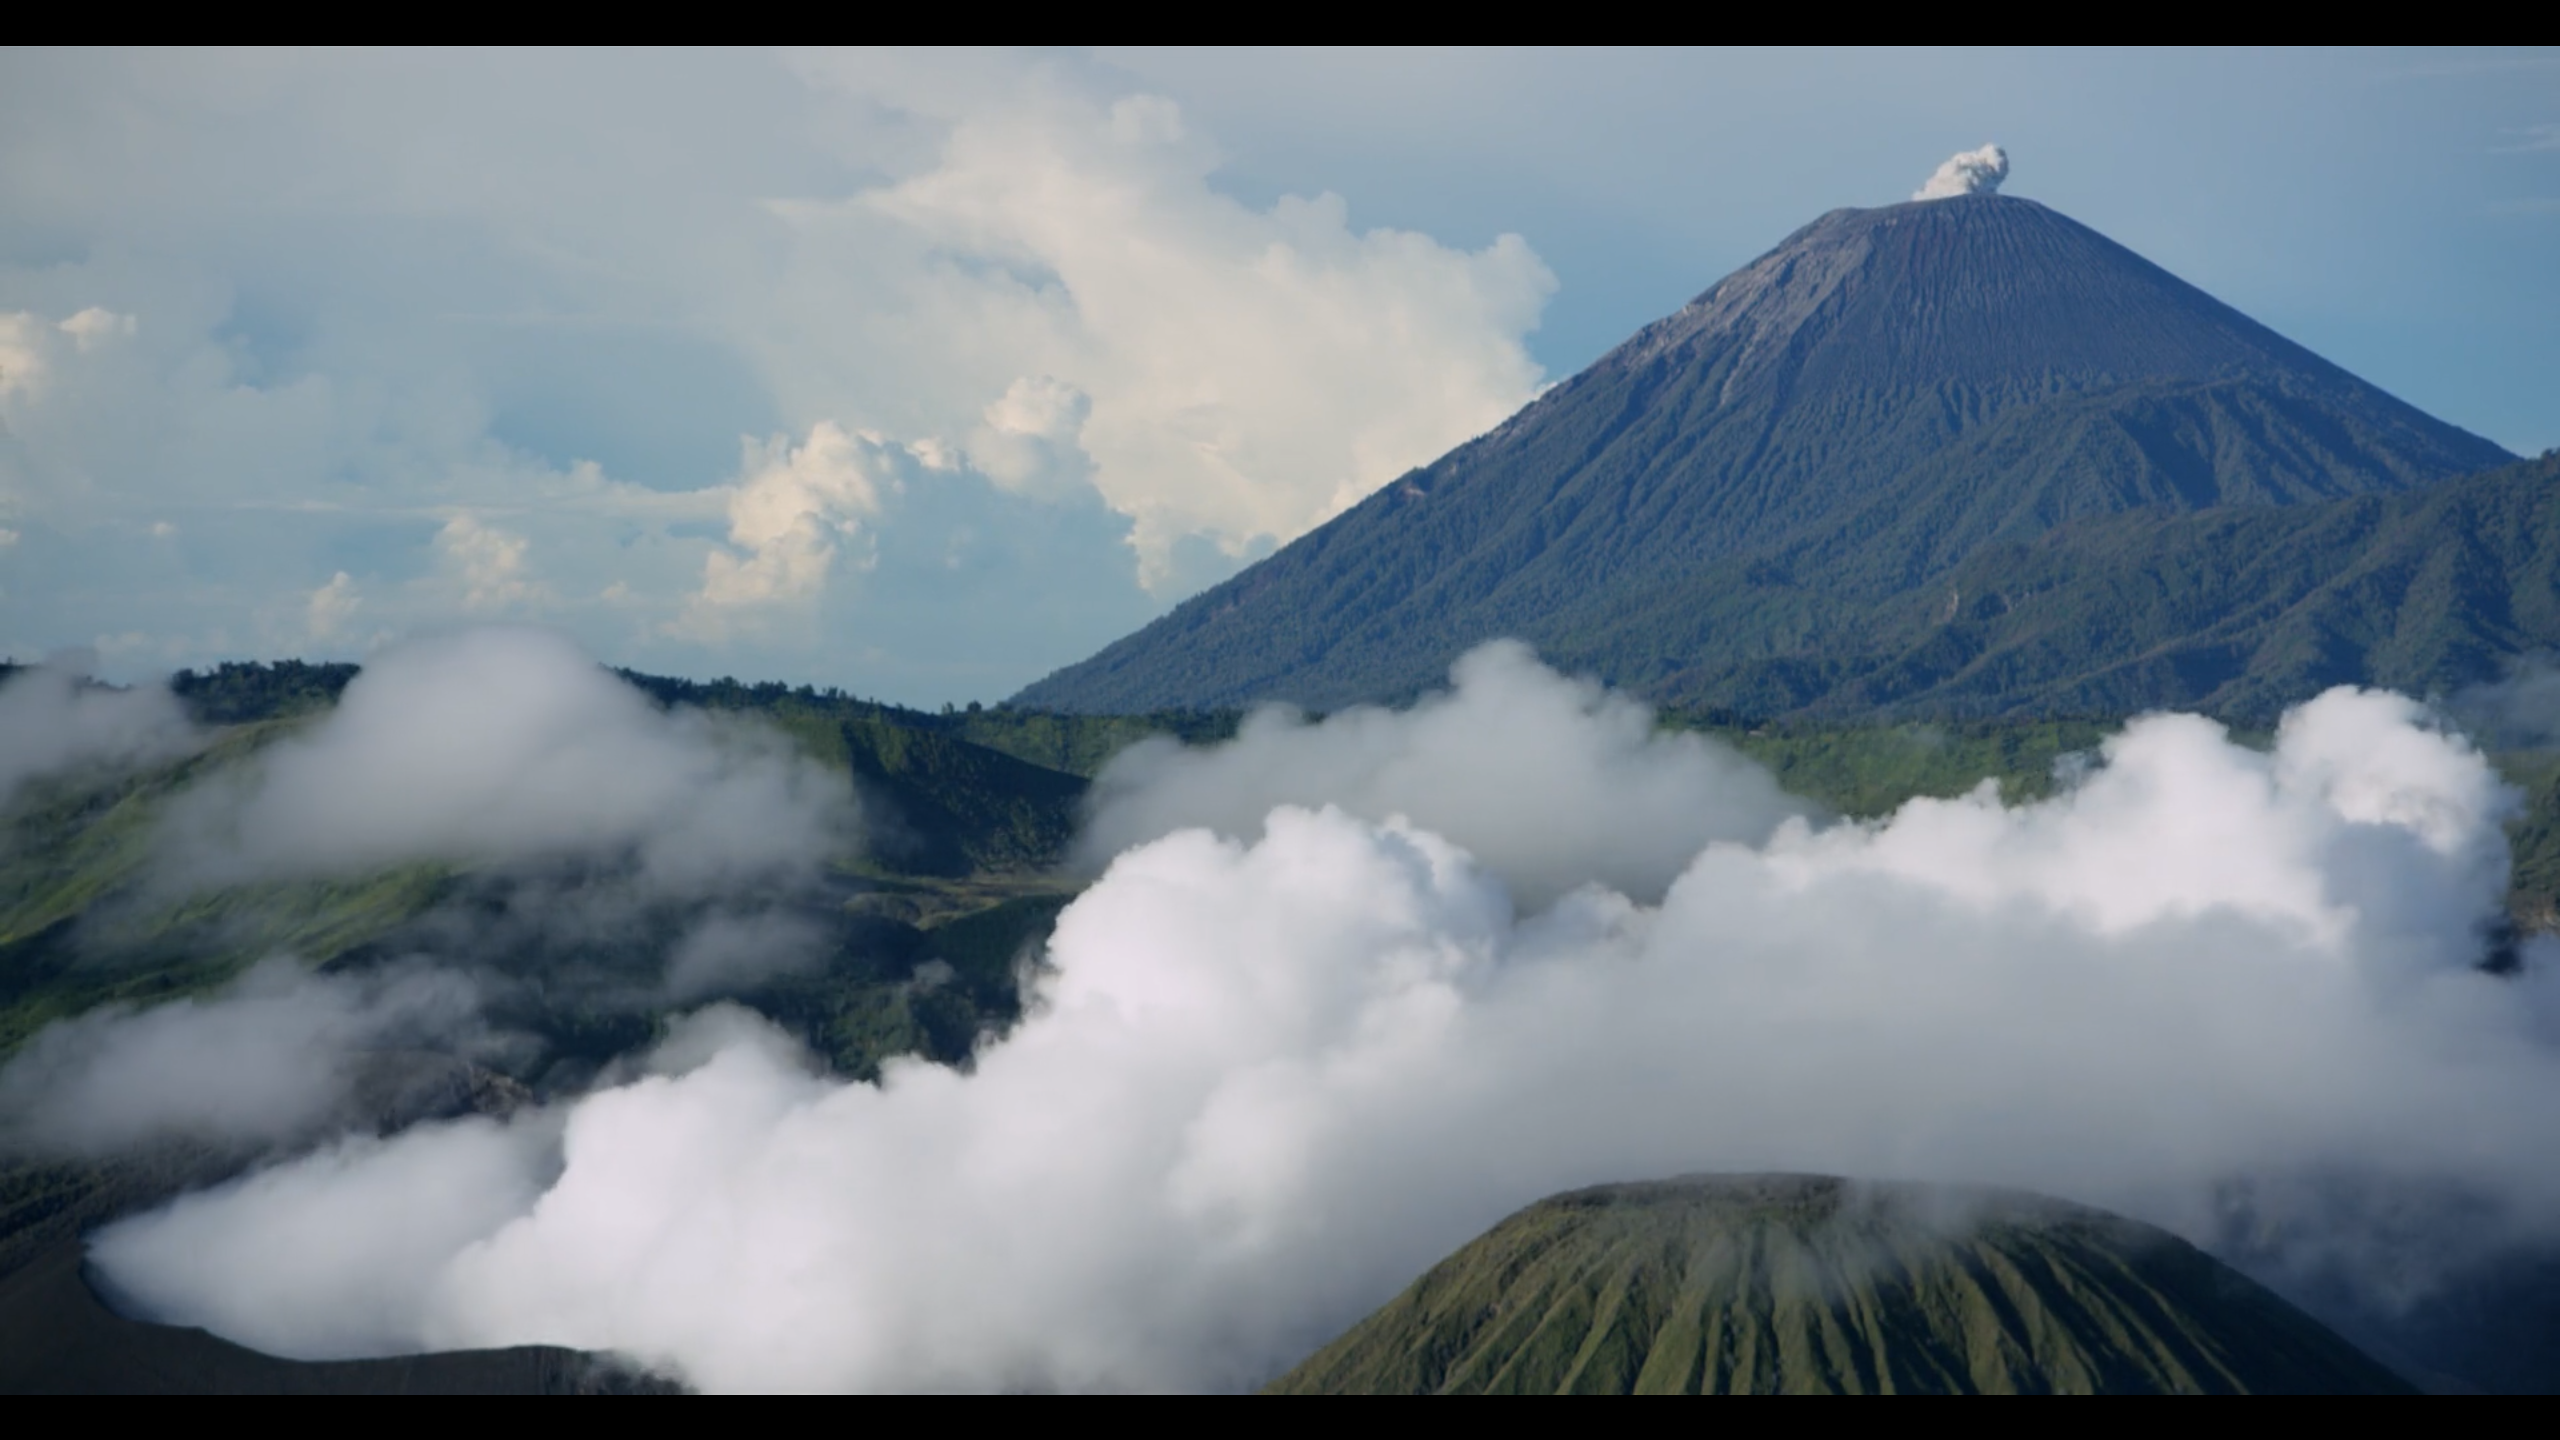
169;661;358;725
0;666;1112;1079
613;668;1233;783
1690;715;2122;816
12;655;2549;1088
2504;752;2560;933
0;725;450;1057
1269;1174;2412;1394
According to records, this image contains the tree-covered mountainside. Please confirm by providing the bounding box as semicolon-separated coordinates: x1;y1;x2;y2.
1013;194;2515;718
1657;451;2560;719
1268;1174;2412;1395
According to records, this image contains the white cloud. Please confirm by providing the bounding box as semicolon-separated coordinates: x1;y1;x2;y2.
785;67;1555;586
306;571;361;640
87;655;2560;1392
1914;143;2010;201
0;660;196;809
673;423;888;641
0;51;1557;693
0;960;483;1156
57;305;136;350
1078;640;1809;908
160;626;857;893
435;514;543;614
966;376;1094;502
0;312;48;398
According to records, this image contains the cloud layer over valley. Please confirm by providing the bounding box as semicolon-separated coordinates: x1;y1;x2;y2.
159;627;856;894
59;643;2560;1392
0;658;196;811
0;629;872;1166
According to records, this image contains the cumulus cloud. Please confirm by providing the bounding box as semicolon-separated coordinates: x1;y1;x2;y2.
56;305;137;350
0;658;196;809
673;423;889;641
88;655;2560;1392
94;1115;560;1361
1078;641;1809;907
0;51;1554;697
965;376;1096;502
436;515;544;614
785;66;1557;586
160;626;856;893
306;571;362;641
0;314;44;398
1915;143;2010;200
0;960;484;1156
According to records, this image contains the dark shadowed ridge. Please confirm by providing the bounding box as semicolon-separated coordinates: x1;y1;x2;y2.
1015;194;2517;718
1267;1174;2412;1395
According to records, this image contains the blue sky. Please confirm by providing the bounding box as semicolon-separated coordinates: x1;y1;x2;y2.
3;47;2553;705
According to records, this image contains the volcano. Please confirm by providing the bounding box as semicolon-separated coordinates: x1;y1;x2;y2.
1267;1175;2411;1395
1016;193;2524;718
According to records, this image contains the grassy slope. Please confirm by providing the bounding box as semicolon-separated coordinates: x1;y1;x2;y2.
1270;1175;2411;1395
0;672;1108;1078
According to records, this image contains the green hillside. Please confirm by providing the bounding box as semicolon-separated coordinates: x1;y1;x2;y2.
1658;451;2560;719
0;669;1104;1081
1269;1174;2412;1395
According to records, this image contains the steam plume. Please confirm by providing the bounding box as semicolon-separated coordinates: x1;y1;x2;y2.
1915;144;2010;201
80;649;2560;1393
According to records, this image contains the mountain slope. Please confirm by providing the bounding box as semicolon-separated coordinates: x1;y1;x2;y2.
1720;448;2560;717
1017;194;2512;716
1268;1174;2411;1395
1650;449;2560;718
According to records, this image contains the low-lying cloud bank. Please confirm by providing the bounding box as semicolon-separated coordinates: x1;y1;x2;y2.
147;627;862;1004
0;657;195;812
68;645;2560;1391
0;961;485;1156
1076;640;1810;907
161;627;856;895
0;626;875;1175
